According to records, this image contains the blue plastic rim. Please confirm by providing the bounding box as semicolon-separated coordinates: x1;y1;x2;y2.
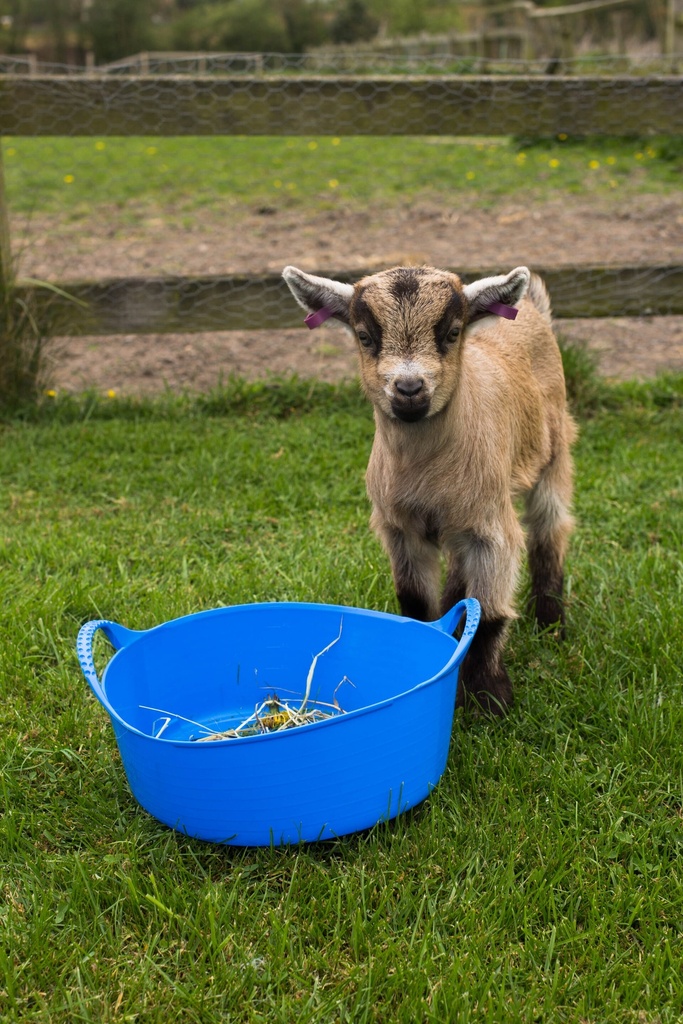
77;598;480;846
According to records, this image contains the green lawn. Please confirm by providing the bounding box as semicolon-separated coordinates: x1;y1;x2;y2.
3;135;680;217
1;373;682;1022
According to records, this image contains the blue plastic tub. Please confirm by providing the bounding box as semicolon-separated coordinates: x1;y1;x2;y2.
77;598;479;846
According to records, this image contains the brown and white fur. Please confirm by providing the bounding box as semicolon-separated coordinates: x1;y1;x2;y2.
283;263;576;715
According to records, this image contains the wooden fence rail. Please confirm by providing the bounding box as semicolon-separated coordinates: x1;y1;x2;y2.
1;73;683;334
2;75;683;135
17;266;683;336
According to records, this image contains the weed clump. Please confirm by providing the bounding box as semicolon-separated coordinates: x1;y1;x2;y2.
0;278;53;413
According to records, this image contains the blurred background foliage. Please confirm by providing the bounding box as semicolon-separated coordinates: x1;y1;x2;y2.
0;0;668;64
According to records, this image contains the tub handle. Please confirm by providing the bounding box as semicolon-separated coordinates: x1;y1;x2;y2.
77;618;143;709
431;598;481;662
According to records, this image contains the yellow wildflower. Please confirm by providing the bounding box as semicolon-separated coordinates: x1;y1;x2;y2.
95;141;106;151
549;158;560;169
64;174;74;184
589;160;600;170
328;179;339;189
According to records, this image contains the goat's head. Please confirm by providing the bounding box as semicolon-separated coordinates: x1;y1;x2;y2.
283;264;530;423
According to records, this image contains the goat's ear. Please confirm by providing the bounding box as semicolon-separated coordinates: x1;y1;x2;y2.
463;266;531;320
282;266;354;326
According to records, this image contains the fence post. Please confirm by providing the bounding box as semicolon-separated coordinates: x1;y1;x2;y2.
0;141;16;397
0;144;13;299
664;0;678;69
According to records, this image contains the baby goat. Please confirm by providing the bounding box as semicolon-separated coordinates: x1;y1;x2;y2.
283;263;576;714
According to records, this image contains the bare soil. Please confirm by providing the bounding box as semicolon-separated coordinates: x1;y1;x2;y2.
16;193;682;394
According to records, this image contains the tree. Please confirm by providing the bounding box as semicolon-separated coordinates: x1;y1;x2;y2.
330;0;380;44
171;0;327;54
88;0;154;62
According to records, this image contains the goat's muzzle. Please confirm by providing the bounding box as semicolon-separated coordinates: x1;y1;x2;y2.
391;376;430;422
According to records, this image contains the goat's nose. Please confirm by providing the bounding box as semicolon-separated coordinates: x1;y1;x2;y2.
394;376;424;398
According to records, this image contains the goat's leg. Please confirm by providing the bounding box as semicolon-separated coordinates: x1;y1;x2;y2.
445;525;522;716
440;551;467;613
375;521;441;622
524;448;574;634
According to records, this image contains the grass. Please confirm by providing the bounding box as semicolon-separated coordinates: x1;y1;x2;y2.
3;134;681;218
1;371;682;1022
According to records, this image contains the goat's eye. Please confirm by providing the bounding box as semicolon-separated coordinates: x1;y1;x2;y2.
357;331;373;348
447;326;461;343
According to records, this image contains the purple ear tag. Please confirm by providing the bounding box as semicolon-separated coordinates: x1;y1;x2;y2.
485;301;518;320
470;301;519;324
304;306;335;329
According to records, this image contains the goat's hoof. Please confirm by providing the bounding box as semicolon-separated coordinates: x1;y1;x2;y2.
457;672;513;718
470;690;513;718
530;595;566;639
535;615;567;641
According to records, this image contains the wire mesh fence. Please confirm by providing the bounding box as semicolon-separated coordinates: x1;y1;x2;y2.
2;45;682;77
1;58;682;390
3;69;683;136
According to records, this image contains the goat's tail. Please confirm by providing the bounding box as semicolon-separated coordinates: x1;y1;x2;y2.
527;273;553;323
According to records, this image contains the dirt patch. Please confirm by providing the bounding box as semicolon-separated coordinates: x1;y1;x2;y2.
15;193;682;393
